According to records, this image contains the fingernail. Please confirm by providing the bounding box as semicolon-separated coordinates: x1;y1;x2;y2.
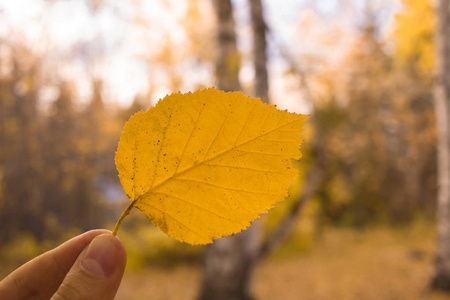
80;234;120;278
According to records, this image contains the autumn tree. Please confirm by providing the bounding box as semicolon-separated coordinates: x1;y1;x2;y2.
198;1;320;299
198;1;267;299
0;43;45;241
41;82;80;237
198;0;249;299
286;3;437;229
0;40;118;242
394;0;434;77
77;79;117;231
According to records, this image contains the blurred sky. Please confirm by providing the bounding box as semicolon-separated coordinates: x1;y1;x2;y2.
0;0;401;113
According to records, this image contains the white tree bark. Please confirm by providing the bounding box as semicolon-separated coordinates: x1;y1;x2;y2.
213;0;241;92
250;0;269;103
198;1;321;298
433;0;450;290
198;1;256;299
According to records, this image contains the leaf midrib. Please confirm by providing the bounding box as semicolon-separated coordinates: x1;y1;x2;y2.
139;117;302;199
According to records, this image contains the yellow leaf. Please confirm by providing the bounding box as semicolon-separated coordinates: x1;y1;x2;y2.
114;88;308;244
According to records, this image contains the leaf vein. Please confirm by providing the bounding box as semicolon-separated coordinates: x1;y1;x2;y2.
278;129;302;133
203;102;229;158
142;118;302;198
172;177;282;196
259;138;301;142
138;201;207;240
131;118;140;201
173;104;206;175
233;101;258;146
203;163;292;175
150;113;172;188
235;149;299;156
257;107;273;135
151;191;243;225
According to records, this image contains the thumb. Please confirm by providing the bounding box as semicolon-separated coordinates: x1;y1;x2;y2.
52;233;127;300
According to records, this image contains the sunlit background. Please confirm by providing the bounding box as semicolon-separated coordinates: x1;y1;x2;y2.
0;0;445;299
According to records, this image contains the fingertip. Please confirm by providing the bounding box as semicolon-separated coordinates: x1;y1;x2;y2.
80;234;127;278
51;233;127;300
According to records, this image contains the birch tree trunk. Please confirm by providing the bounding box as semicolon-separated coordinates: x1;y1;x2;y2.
197;1;267;299
213;0;241;93
433;0;450;290
250;0;269;103
199;1;321;298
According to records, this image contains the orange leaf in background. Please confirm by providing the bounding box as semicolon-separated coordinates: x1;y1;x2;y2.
113;88;308;244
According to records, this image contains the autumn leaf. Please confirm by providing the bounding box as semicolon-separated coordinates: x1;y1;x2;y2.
113;88;308;244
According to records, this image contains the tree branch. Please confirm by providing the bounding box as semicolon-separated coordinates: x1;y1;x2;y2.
257;160;323;260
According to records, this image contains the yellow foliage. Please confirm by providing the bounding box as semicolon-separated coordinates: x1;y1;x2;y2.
114;88;308;244
327;176;353;206
394;0;434;74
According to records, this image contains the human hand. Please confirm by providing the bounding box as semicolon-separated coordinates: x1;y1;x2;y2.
0;230;127;300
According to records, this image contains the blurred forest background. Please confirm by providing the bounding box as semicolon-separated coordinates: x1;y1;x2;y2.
0;0;447;299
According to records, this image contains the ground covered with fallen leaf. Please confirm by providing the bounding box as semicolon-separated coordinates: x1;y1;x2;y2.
1;221;449;299
116;221;450;300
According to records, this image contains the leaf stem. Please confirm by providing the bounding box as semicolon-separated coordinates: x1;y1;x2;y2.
112;200;136;236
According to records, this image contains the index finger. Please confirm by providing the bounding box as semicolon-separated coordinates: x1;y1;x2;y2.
0;229;111;300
